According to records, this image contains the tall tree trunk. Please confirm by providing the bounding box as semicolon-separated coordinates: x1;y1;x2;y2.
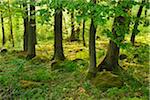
30;1;37;45
82;19;86;46
144;9;148;26
87;0;97;79
70;11;76;41
144;0;149;26
23;3;29;51
27;0;36;59
76;23;81;40
0;11;5;46
53;9;65;60
130;0;145;45
8;0;14;47
98;15;130;72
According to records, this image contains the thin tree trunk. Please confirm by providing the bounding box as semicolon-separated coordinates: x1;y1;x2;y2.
144;9;147;26
70;11;76;41
144;0;149;26
53;9;65;60
130;0;145;45
87;0;97;79
0;11;5;46
23;3;29;51
76;23;81;40
63;16;68;34
27;0;36;59
82;19;86;46
8;0;14;47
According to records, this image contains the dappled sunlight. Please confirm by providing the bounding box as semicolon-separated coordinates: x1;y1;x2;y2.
0;0;149;99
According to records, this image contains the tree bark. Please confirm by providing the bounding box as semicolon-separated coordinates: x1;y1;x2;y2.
98;15;129;72
87;0;97;79
70;11;76;41
82;19;86;46
27;0;36;59
53;9;65;60
23;3;29;51
0;11;5;46
144;0;149;26
130;0;145;45
8;0;14;47
30;1;37;45
76;23;81;40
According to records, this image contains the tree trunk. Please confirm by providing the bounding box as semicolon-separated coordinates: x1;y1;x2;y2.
82;19;86;46
144;9;149;26
30;1;37;45
87;0;97;79
76;23;81;40
144;0;149;26
27;0;36;59
130;0;145;45
8;0;14;47
0;11;5;46
53;9;65;60
98;15;129;72
23;3;29;51
70;11;76;41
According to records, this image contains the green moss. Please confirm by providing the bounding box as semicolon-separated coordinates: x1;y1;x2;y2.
91;71;123;90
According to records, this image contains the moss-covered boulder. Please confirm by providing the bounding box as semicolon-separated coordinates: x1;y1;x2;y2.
91;71;123;90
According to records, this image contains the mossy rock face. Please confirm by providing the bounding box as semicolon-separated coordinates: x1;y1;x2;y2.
91;71;123;90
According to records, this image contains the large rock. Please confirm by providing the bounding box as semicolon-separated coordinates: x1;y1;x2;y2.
91;71;123;90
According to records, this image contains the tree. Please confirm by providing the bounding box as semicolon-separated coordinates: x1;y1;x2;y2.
53;6;65;60
144;8;148;26
87;0;97;78
8;0;14;47
23;1;29;51
27;0;36;59
82;19;86;46
0;11;5;46
144;0;149;26
130;0;145;45
70;10;76;41
97;1;130;72
76;23;81;40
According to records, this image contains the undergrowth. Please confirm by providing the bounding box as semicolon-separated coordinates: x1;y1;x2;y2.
0;38;149;100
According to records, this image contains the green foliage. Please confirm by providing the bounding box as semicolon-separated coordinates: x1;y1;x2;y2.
97;49;105;58
0;0;149;99
52;60;78;72
106;86;149;100
23;68;51;82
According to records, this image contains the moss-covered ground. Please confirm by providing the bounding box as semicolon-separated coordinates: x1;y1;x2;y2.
0;27;149;99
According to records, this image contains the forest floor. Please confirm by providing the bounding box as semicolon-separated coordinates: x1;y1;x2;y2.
0;33;149;99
